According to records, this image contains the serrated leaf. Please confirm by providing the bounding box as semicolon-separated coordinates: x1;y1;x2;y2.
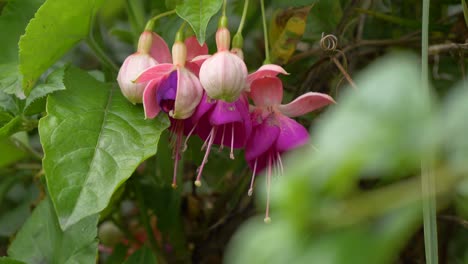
8;197;99;264
123;246;157;264
23;66;66;115
176;0;223;44
39;66;169;229
270;6;312;64
0;0;44;95
19;0;104;94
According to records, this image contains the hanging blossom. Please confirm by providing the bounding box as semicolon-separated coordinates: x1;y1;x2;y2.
117;31;171;104
188;25;251;187
244;64;335;223
199;18;248;102
136;35;208;188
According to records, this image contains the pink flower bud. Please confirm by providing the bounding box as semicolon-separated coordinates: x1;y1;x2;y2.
199;50;248;102
117;53;157;104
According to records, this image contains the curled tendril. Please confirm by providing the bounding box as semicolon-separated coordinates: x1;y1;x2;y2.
320;33;338;52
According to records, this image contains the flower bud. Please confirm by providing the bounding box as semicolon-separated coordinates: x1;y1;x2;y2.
137;31;154;54
199;51;248;102
117;53;157;104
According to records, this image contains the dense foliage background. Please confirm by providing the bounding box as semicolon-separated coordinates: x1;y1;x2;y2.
0;0;467;263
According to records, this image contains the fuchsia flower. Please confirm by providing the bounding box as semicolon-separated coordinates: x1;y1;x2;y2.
199;27;248;102
136;35;208;187
117;31;171;104
245;64;335;222
189;93;251;187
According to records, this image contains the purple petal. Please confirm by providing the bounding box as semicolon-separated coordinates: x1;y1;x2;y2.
156;71;178;113
191;93;216;123
275;114;310;152
244;113;280;161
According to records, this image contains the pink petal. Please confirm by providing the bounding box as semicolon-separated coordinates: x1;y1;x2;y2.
278;92;335;117
186;55;211;76
185;36;209;61
150;32;172;63
249;77;283;107
244;113;281;161
142;79;162;119
275;114;309;152
135;63;174;83
247;64;288;84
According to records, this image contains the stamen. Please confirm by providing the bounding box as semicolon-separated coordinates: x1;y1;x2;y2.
195;127;217;187
276;152;284;175
218;124;226;152
248;159;258;196
201;127;213;151
229;123;235;160
183;122;198;152
264;154;272;224
172;124;183;189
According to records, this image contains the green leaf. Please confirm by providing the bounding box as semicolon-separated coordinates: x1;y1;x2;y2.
0;257;26;264
176;0;223;44
0;135;27;168
23;66;66;115
39;66;169;229
0;116;23;138
461;0;468;28
8;197;99;264
0;91;19;115
0;0;44;95
123;246;157;264
19;0;104;94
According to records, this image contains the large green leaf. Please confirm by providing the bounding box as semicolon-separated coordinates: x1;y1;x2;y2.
39;67;169;229
0;0;44;95
0;257;26;264
176;0;223;44
8;197;99;264
19;0;104;94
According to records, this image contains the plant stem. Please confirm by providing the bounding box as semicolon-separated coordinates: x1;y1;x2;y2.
421;0;439;264
260;0;270;64
86;38;119;73
144;10;176;31
236;0;249;35
222;0;227;16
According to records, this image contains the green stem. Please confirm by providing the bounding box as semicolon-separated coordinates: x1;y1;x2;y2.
236;0;249;35
260;0;270;64
86;38;119;73
133;181;166;263
421;1;439;264
144;9;177;31
222;0;227;16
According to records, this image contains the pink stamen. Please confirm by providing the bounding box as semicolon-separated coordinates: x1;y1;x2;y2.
172;121;184;188
276;152;284;175
248;159;258;196
218;124;226;152
264;154;272;223
195;127;217;187
229;123;235;160
201;128;213;151
183;122;198;152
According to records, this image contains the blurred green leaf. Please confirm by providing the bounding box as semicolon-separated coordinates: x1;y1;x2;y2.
19;0;104;94
123;246;157;264
0;257;26;264
303;0;341;41
0;91;19;115
0;135;27;168
0;116;23;138
8;196;99;263
0;0;44;95
39;66;169;230
176;0;223;44
462;0;468;28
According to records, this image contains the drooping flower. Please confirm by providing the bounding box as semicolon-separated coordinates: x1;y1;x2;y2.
117;31;171;104
136;35;208;187
245;64;335;222
199;26;248;102
188;93;252;187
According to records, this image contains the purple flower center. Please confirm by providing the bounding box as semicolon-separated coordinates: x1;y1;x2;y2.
157;71;178;113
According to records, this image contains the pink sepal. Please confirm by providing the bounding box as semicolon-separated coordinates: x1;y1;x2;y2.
150;32;172;63
247;64;289;84
142;79;162;119
185;36;209;61
278;92;335;117
135;63;174;83
249;77;283;107
172;68;204;119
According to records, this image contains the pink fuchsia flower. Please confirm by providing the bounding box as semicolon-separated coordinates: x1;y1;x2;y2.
245;64;335;223
187;93;252;187
199;27;248;102
117;31;171;104
136;36;208;188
